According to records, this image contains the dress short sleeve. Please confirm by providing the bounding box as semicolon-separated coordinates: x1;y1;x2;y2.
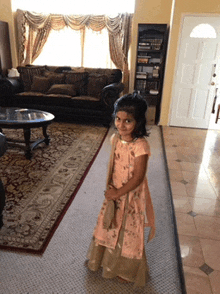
134;137;151;157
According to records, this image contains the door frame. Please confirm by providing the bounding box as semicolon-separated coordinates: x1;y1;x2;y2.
169;12;220;128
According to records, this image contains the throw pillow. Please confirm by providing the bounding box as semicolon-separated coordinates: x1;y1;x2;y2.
47;84;77;96
87;74;108;99
72;67;85;73
17;66;46;91
107;69;122;84
65;72;88;95
30;75;51;93
44;71;65;84
54;66;72;73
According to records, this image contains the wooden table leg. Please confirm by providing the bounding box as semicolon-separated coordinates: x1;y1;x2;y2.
42;125;50;145
2;123;52;160
23;128;32;159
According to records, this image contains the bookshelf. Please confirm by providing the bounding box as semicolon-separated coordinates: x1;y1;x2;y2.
134;24;169;123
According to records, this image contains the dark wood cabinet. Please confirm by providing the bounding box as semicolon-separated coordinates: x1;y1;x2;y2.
0;20;13;106
0;20;12;78
134;24;169;123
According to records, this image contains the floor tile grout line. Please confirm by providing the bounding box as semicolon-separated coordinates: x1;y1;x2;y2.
201;162;219;199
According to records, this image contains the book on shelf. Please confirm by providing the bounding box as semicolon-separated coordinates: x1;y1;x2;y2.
140;38;163;44
136;79;146;91
137;55;151;58
137;65;143;72
138;46;151;50
139;42;151;46
136;73;147;79
137;57;150;64
143;66;150;72
145;81;158;90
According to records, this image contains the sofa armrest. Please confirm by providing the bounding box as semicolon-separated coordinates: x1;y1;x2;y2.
101;82;124;109
0;77;23;106
0;77;23;96
5;77;24;93
0;133;7;157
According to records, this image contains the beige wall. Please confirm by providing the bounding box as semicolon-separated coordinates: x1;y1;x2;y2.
0;0;17;66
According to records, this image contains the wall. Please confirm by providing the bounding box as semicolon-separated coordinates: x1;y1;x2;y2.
159;0;220;125
0;0;17;66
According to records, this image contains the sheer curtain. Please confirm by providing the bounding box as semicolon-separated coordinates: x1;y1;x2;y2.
33;27;115;69
33;27;82;66
83;28;115;69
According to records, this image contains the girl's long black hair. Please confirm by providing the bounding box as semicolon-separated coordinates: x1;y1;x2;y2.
113;92;150;138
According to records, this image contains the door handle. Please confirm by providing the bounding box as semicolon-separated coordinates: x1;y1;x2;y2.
212;88;218;113
211;82;215;85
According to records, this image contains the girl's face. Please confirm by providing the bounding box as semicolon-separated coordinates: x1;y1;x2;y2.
115;111;136;142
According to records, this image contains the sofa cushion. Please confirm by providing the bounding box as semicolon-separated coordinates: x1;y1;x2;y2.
43;71;65;84
73;95;100;102
30;75;51;93
47;84;77;96
107;69;122;84
46;93;73;98
15;92;74;107
54;66;72;73
16;92;73;99
17;66;46;91
16;92;45;97
71;67;86;73
87;74;108;99
83;68;122;84
65;72;88;95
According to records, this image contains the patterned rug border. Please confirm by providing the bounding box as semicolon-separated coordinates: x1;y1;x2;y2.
0;125;109;255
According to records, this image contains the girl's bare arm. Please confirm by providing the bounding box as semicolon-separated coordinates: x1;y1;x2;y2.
105;154;148;200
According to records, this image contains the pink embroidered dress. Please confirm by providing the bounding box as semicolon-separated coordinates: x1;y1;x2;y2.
87;133;155;287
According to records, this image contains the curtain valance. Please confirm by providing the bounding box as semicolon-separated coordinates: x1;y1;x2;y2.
18;9;128;34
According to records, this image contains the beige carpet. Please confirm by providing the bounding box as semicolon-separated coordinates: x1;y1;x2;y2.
0;122;108;254
0;125;185;294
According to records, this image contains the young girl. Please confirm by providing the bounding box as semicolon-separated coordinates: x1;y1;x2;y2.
87;93;155;288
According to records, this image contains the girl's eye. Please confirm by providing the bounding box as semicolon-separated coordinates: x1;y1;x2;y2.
126;119;131;123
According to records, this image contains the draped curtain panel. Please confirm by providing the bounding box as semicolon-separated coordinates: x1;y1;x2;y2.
16;9;133;92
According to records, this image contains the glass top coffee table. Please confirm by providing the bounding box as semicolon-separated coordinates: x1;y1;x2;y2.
0;107;55;159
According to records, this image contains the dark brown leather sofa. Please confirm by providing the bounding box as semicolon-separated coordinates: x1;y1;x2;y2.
0;65;124;126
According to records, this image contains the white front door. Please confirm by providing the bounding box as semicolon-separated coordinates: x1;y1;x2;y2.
170;15;220;129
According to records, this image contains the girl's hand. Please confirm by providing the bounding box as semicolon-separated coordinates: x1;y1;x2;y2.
105;185;118;200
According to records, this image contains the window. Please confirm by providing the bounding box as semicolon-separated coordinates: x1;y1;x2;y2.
33;27;82;66
83;28;115;68
190;24;217;39
33;26;116;68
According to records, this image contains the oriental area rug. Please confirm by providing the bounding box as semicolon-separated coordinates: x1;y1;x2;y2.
0;122;108;254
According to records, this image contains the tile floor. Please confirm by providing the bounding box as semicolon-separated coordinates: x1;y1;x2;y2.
162;126;220;294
